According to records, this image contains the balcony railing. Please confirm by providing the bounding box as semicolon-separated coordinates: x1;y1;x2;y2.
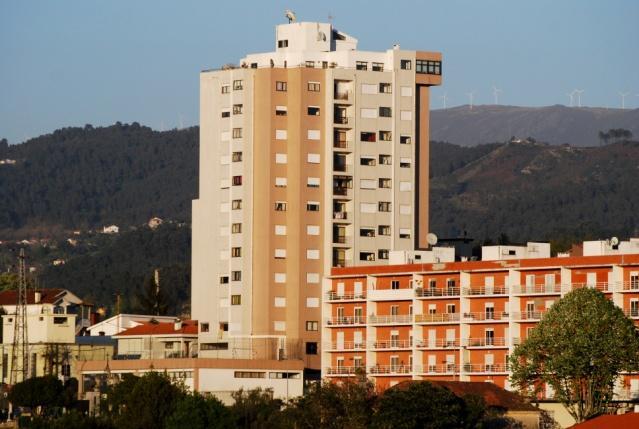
511;284;562;295
462;311;510;322
325;316;366;326
369;365;412;375
415;364;459;374
463;363;509;373
333;116;349;125
415;313;460;324
332;211;348;220
618;281;639;292
325;366;361;376
510;311;545;321
464;337;508;347
334;91;351;101
570;282;612;293
415;287;460;298
623;309;639;319
333;186;350;196
324;341;366;351
368;315;413;325
464;286;509;296
326;291;366;301
333;140;351;150
370;339;413;350
416;339;460;349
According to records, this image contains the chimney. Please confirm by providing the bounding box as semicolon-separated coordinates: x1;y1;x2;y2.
174;319;182;331
34;291;42;304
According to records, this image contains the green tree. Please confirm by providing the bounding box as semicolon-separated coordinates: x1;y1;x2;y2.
111;372;184;429
230;388;284;429
283;378;376;429
372;381;484;429
0;272;19;291
165;392;233;429
509;288;639;423
8;375;64;414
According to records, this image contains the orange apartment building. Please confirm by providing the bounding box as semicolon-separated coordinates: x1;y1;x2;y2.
321;238;639;400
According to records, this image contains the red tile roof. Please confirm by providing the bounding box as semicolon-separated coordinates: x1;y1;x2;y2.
115;320;198;336
569;412;639;428
0;288;67;306
394;380;538;412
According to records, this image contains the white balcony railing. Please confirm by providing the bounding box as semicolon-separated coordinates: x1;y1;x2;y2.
462;311;510;322
414;313;460;324
464;337;508;347
326;291;366;301
325;366;362;376
325;316;366;326
463;363;509;373
414;364;459;374
463;286;508;296
415;287;460;298
623;309;639;319
369;365;412;375
511;284;562;295
368;315;413;325
510;311;545;321
369;339;412;350
415;339;460;349
324;341;366;351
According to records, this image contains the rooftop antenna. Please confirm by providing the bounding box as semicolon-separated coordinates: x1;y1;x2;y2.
566;90;576;107
618;91;630;109
439;92;449;109
328;12;334;25
285;10;297;23
574;89;584;108
466;91;476;110
10;248;29;385
492;85;502;105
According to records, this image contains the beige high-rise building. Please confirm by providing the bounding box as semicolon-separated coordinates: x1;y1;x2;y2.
192;20;441;372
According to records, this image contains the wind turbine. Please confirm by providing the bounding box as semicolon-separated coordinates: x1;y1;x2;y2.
574;89;584;108
618;92;630;109
439;92;449;109
466;91;476;110
566;91;576;107
492;86;502;105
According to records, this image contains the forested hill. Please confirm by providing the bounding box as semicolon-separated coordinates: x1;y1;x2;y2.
0;123;197;236
430;105;639;147
1;123;638;244
430;139;639;244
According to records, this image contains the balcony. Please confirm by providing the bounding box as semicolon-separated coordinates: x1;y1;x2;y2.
325;316;366;326
416;339;460;349
368;288;414;301
463;286;508;296
570;282;612;293
415;313;460;324
324;341;366;351
415;287;460;298
325;366;361;376
369;365;412;375
333;116;350;125
415;364;458;375
369;339;412;350
368;315;413;325
334;90;352;101
463;363;509;374
326;291;366;302
623;309;639;319
511;311;545;322
464;337;508;348
618;281;639;292
333;140;352;150
511;284;562;295
462;311;509;322
332;211;348;220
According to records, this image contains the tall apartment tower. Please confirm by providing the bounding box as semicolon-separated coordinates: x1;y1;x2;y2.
192;21;441;371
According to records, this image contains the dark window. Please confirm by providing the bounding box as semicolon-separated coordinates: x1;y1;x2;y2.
231;247;241;257
278;40;288;48
379;107;392;117
378;249;389;259
305;342;318;355
305;61;315;68
232;223;242;233
233;104;243;114
372;62;384;72
232;128;242;138
220;276;229;284
232;176;242;186
231;295;241;305
378;202;391;212
200;323;209;332
400;59;412;70
306;321;319;331
400;135;411;144
53;317;67;325
356;61;368;70
201;342;228;350
233;80;243;90
231;271;241;281
276;81;287;91
221;111;230;118
232;199;242;210
308;82;321;92
232;152;242;162
416;59;442;75
307;106;320;116
360;132;376;142
379;83;392;93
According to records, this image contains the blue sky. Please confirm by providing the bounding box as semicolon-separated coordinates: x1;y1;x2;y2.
1;0;638;143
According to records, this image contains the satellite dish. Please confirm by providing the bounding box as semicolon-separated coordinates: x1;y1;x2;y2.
611;237;619;246
285;9;297;23
426;233;438;246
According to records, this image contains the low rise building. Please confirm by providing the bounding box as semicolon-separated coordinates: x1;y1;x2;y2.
321;239;639;400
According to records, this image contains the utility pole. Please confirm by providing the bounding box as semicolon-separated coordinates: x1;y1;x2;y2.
10;249;29;385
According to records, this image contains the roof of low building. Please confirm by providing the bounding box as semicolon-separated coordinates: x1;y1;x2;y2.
114;320;198;336
569;412;639;428
394;380;538;412
0;288;78;306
